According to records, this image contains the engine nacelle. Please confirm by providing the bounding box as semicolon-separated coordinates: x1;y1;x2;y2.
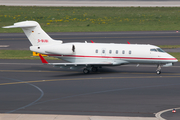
30;44;75;55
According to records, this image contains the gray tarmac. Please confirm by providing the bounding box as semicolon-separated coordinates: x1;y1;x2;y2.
0;60;180;120
1;31;180;52
1;31;180;120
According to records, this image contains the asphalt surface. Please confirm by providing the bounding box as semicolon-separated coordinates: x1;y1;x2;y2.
0;60;180;120
1;31;180;120
1;31;180;51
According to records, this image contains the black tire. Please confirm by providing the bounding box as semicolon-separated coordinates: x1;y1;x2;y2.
83;68;90;74
91;67;98;72
156;70;161;75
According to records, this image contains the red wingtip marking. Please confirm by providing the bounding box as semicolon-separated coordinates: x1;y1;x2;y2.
127;41;130;44
39;54;48;64
91;40;94;43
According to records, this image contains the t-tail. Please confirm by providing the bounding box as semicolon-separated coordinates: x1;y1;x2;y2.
3;21;63;46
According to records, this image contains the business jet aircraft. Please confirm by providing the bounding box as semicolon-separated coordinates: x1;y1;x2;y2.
3;21;178;74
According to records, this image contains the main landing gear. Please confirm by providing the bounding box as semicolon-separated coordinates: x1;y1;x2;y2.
156;64;161;75
91;67;98;72
83;65;163;75
83;68;90;74
83;67;98;74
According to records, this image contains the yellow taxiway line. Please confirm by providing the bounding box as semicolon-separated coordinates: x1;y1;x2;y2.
1;75;180;86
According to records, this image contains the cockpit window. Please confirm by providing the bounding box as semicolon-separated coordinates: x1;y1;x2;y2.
150;48;165;53
157;48;165;53
150;49;157;52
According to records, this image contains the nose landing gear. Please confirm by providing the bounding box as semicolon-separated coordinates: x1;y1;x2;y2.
156;65;161;75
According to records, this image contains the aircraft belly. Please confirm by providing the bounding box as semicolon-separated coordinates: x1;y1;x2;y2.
57;56;127;65
125;58;173;64
60;57;76;63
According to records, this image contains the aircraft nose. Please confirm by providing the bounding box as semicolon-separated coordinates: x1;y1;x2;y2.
174;58;178;62
169;55;178;62
165;53;178;63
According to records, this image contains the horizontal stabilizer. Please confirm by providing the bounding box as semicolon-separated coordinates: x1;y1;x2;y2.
3;24;36;28
3;21;63;46
3;21;38;28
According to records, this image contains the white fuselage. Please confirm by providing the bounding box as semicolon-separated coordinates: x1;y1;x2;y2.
30;42;177;65
4;21;178;74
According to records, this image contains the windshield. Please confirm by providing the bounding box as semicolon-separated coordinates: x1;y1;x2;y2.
157;48;165;53
150;48;165;53
150;49;157;52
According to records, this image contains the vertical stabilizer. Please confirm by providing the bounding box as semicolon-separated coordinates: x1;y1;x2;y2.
3;21;62;46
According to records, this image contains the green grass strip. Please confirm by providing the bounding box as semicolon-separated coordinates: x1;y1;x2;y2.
0;6;180;33
168;52;180;61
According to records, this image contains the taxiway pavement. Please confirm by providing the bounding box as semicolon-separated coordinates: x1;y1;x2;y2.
0;60;180;120
1;31;180;120
1;31;180;52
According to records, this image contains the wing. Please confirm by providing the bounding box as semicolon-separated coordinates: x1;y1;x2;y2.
39;54;113;67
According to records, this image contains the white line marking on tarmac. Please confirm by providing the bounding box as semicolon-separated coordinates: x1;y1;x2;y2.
0;45;9;47
1;77;44;113
0;63;42;65
155;107;180;120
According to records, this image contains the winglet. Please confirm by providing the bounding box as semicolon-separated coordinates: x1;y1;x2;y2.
39;54;48;64
127;41;130;44
91;40;94;43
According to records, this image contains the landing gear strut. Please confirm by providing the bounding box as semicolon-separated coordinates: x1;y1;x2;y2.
156;65;161;75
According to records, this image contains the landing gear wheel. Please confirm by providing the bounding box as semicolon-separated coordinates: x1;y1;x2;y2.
156;64;162;75
83;68;90;74
156;70;161;75
91;67;98;72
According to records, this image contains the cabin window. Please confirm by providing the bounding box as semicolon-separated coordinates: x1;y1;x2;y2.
109;50;112;54
96;49;98;53
129;50;131;54
150;49;157;52
122;50;125;54
157;48;165;53
116;50;118;54
102;50;105;53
